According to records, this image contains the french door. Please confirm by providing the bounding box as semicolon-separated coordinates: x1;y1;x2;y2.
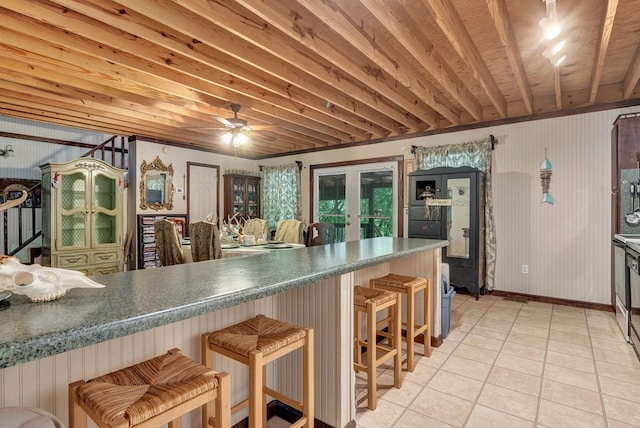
313;162;398;242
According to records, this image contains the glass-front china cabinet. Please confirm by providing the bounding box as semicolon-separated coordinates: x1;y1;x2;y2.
223;174;261;220
408;167;486;299
40;158;126;275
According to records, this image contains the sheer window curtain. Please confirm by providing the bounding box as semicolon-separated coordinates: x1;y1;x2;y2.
261;163;302;232
414;140;496;291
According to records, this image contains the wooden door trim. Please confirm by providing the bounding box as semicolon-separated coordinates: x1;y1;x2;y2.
186;162;221;226
308;156;404;238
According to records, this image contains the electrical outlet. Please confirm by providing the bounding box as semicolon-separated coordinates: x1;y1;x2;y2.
521;264;529;274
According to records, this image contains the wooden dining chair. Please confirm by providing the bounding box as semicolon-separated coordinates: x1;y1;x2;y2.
154;219;184;266
305;222;335;246
190;221;223;261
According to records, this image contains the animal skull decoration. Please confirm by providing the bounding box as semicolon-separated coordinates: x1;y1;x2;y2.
0;256;105;302
0;190;105;302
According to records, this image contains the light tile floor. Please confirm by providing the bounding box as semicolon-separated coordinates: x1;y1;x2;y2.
354;292;640;428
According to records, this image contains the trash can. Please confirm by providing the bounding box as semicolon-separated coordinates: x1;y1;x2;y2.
440;265;456;339
441;287;456;339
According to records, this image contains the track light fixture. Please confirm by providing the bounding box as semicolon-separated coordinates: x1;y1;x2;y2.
539;0;567;67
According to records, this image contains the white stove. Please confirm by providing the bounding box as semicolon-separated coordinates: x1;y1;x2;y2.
612;234;640;342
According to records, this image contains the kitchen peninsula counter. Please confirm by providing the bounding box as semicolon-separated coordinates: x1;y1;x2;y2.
0;237;446;427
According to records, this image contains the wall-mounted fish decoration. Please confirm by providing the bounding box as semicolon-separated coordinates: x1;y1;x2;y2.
540;148;553;204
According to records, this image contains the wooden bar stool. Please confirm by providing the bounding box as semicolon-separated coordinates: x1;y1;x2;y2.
69;348;231;428
202;314;314;428
353;285;402;411
370;273;431;372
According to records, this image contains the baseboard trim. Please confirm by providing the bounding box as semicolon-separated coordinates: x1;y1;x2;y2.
489;290;614;312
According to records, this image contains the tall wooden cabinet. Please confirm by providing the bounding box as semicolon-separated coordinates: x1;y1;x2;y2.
223;174;261;220
408;166;486;299
612;113;640;235
40;158;126;275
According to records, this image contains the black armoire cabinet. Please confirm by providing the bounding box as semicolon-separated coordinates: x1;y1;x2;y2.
408;167;486;299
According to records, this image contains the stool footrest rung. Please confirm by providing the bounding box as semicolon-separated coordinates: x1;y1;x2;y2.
231;398;249;414
265;387;302;412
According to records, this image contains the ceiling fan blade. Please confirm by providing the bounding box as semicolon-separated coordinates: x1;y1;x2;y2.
213;115;235;128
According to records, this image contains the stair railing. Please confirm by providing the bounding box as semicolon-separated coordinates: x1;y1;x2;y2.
3;182;42;258
81;135;128;168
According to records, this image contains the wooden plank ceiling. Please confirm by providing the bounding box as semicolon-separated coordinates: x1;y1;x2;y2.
0;0;639;159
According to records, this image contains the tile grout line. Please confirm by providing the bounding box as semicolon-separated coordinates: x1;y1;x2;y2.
587;311;611;428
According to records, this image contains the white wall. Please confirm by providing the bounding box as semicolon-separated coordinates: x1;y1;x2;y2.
0;117;115;179
131;139;256;217
262;106;640;304
3;105;640;304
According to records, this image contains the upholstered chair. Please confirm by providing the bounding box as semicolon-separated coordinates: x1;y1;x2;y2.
190;221;223;261
273;219;304;244
242;218;268;242
154;219;184;266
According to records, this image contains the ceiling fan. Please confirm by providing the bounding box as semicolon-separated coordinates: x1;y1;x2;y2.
198;104;278;148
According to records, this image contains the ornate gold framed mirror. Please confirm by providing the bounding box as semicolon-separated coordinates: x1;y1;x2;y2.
139;156;174;210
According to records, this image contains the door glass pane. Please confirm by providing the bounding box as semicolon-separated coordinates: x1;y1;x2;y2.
359;171;393;238
60;212;86;247
447;177;471;258
60;172;85;211
94;173;117;210
318;174;346;242
233;178;245;217
247;180;259;217
95;212;117;244
416;176;442;221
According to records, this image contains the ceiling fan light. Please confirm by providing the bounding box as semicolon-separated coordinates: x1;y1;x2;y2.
221;131;233;144
235;132;249;146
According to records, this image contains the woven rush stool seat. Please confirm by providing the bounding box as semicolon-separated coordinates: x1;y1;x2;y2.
202;314;314;428
353;285;401;411
370;273;431;372
69;348;230;428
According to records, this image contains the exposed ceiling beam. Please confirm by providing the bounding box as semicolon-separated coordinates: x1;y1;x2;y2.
485;0;533;114
346;0;476;123
171;0;428;131
623;43;640;100
423;0;506;118
554;67;562;110
0;7;345;145
228;0;445;128
55;0;396;138
8;0;366;142
589;0;619;104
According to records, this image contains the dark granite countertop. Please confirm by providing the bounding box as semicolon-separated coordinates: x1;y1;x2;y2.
0;237;446;368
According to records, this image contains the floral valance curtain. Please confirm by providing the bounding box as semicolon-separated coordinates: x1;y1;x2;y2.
414;140;496;291
261;163;302;231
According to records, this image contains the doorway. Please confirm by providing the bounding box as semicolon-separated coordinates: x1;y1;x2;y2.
187;162;220;225
312;160;400;242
